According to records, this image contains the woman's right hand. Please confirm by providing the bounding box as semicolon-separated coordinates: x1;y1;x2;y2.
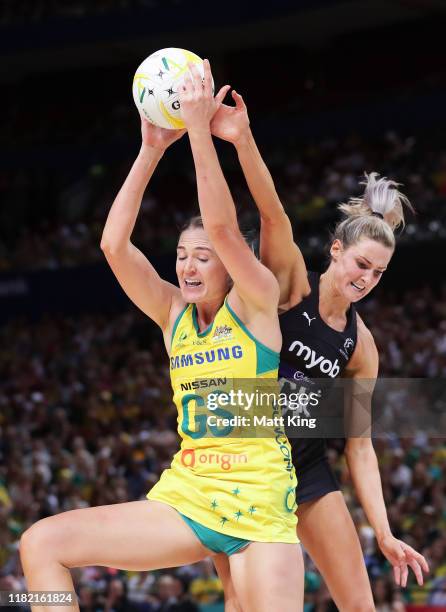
140;117;186;153
210;90;250;145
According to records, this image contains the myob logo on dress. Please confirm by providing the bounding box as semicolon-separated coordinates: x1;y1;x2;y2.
288;340;339;378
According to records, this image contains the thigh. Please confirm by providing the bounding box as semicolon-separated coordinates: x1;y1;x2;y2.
297;491;374;610
22;500;211;571
229;542;304;612
213;553;243;612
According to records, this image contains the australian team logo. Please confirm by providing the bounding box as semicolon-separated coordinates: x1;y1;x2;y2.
212;325;233;342
175;330;188;349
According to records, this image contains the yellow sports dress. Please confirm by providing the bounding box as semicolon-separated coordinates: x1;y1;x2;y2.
147;297;298;544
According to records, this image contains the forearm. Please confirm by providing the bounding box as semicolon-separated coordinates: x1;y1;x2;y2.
235;130;285;223
188;129;238;236
346;443;392;542
101;145;163;252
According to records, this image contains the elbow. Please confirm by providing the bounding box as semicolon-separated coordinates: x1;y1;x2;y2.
100;236;126;258
260;207;288;227
207;223;239;244
100;237;113;255
100;236;109;253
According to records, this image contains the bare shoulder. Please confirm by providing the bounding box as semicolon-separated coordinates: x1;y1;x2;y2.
346;313;378;377
226;287;281;352
357;314;378;351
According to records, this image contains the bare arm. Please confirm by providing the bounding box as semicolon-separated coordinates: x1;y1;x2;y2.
101;120;185;332
211;91;309;305
180;62;280;319
344;322;429;586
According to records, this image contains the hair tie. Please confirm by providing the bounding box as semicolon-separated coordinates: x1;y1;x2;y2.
371;211;384;219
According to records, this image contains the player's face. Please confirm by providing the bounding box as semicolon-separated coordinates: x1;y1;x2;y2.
176;227;230;303
330;237;393;302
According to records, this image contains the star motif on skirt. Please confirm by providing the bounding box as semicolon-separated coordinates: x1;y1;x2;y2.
220;516;229;527
232;487;241;496
166;87;175;95
234;510;243;521
210;500;218;511
158;70;165;79
148;89;154;96
248;505;257;515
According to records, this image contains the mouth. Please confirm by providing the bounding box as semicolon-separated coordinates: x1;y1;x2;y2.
351;282;365;292
184;279;202;288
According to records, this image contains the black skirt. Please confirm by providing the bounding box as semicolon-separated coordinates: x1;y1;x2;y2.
291;438;340;504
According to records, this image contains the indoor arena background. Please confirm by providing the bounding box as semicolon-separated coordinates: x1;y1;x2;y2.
1;1;445;610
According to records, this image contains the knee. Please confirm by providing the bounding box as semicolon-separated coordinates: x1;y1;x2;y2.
20;518;58;566
344;598;375;612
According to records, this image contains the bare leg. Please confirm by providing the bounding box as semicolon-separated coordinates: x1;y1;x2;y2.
214;492;374;611
297;491;375;611
20;500;211;612
213;553;243;612
229;542;304;612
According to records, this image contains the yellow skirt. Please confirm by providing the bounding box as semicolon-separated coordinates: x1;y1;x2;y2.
147;439;298;543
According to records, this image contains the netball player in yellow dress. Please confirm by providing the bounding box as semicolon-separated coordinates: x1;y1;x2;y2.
19;61;304;612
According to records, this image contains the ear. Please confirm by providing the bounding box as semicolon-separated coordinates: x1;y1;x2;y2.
330;239;343;261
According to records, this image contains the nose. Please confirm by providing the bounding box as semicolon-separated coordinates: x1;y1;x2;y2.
360;269;374;286
183;257;196;274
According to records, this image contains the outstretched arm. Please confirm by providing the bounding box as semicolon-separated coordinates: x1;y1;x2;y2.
346;436;429;586
180;61;280;324
211;91;309;305
101;120;185;333
344;324;429;587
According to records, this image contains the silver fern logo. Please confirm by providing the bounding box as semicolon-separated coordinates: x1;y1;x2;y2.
340;337;355;360
344;338;354;352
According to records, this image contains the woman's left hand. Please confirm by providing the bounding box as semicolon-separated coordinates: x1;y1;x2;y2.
179;59;230;132
140;117;186;152
378;533;429;587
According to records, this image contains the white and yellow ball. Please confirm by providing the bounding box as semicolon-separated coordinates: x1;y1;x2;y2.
132;48;212;130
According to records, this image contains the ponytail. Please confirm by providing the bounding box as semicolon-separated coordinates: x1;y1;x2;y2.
333;173;414;250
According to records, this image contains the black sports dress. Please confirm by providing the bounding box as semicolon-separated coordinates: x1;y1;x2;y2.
279;272;358;504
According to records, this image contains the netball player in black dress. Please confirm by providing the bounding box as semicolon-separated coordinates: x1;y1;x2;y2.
211;91;429;611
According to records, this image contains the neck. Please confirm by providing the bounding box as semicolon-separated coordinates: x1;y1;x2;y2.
319;267;351;318
195;296;225;332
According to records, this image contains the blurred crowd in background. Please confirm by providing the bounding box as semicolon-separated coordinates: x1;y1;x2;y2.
1;286;445;610
2;2;446;610
1;126;446;273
